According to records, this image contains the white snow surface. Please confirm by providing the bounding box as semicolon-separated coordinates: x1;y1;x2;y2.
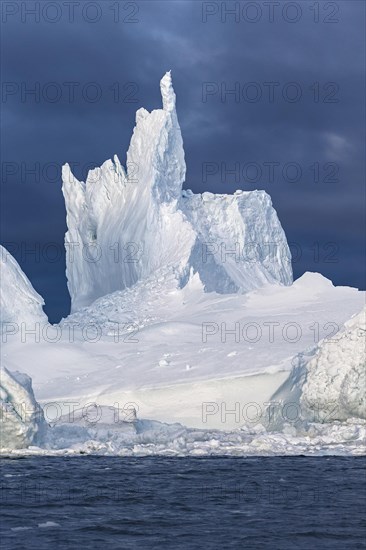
1;256;364;454
62;72;292;312
2;269;364;437
0;245;47;326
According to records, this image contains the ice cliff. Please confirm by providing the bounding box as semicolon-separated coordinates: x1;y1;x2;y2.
62;72;292;312
0;245;47;326
301;306;366;422
0;366;46;449
269;306;366;430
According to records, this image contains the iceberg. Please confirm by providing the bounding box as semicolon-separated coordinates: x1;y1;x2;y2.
1;73;364;455
62;72;292;312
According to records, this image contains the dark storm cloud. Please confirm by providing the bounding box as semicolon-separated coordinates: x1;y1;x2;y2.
1;0;364;322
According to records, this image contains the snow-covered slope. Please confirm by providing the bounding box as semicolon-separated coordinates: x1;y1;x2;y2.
3;271;364;430
0;245;47;326
0;366;46;449
62;72;292;312
0;244;364;452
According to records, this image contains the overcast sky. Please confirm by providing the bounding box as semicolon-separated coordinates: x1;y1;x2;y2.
1;0;365;322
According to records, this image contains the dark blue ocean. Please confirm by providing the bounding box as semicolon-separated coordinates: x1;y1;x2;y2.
1;456;365;549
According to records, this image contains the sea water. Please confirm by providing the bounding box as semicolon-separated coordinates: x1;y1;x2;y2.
1;456;365;549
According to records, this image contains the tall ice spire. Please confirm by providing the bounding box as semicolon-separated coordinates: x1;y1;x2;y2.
160;70;176;112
